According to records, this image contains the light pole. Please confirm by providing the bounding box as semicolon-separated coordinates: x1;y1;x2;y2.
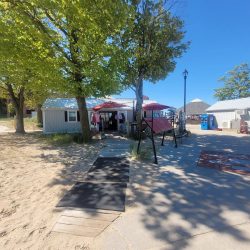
183;69;188;115
183;69;188;132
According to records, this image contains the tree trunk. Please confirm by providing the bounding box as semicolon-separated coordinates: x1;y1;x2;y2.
37;104;43;126
76;96;91;142
68;27;91;142
135;75;143;128
15;105;25;133
6;84;25;133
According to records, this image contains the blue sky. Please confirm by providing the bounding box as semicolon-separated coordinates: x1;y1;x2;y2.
114;0;250;108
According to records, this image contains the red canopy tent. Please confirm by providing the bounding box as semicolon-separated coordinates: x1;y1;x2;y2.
144;117;173;134
92;101;127;111
143;102;170;111
137;102;177;164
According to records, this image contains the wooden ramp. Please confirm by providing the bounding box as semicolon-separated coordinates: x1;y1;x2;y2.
52;208;120;237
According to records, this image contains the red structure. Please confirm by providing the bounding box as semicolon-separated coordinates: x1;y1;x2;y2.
137;103;177;164
143;103;170;111
93;101;127;111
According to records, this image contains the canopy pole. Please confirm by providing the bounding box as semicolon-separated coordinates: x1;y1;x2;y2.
150;109;158;163
161;131;165;146
151;128;158;164
137;119;142;154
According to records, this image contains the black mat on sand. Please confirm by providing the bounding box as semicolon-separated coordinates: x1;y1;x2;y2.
84;157;130;183
57;182;127;211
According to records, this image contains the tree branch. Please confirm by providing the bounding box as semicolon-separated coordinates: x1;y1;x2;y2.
6;83;19;109
44;10;68;37
0;85;8;92
129;85;136;92
17;5;72;63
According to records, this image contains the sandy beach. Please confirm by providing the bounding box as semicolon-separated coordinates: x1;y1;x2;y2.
0;133;103;250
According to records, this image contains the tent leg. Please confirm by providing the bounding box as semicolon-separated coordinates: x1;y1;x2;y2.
173;129;177;148
137;134;142;154
161;131;165;146
151;130;158;164
137;122;142;154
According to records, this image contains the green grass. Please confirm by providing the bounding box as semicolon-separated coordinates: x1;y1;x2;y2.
130;141;154;161
24;117;37;123
0;117;13;122
0;117;39;130
40;133;84;145
40;133;74;145
0;117;14;129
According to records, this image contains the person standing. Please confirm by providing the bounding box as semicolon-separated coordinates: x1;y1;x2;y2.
119;113;126;134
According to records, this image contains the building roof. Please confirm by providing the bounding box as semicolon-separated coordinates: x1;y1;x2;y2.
206;97;250;112
42;98;158;110
191;98;203;102
42;98;106;110
178;99;210;115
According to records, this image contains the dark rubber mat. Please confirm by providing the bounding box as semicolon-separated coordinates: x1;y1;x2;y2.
57;182;127;212
84;157;130;183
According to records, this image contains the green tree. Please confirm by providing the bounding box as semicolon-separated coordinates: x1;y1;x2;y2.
3;0;131;141
122;0;188;124
214;63;250;101
0;2;63;132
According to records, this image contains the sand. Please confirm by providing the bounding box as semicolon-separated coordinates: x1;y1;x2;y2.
0;133;102;250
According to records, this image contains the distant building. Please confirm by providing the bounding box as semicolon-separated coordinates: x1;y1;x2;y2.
178;98;210;123
206;97;250;129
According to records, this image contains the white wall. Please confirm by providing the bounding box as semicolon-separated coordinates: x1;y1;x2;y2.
43;110;81;133
43;109;134;134
207;111;236;128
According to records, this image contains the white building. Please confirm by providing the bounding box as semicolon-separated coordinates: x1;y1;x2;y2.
42;97;157;134
206;97;250;129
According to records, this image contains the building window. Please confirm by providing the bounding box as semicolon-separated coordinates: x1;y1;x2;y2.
68;111;77;122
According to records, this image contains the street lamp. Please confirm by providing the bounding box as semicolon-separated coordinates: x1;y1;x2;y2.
183;69;188;115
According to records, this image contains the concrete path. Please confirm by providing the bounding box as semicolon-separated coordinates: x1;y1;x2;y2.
52;133;132;238
98;134;132;157
93;130;250;250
